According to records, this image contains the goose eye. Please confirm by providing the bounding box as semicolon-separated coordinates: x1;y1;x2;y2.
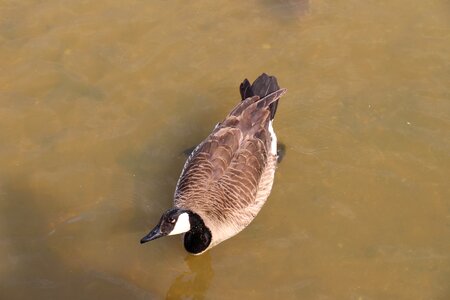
168;217;176;224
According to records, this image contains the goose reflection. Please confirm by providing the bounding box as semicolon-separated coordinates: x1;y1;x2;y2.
165;252;213;300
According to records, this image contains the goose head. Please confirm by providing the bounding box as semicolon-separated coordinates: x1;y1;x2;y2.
140;208;191;244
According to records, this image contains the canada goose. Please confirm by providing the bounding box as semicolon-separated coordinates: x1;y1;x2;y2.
140;73;287;254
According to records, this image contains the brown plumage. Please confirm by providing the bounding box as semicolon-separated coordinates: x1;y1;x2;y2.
140;73;286;254
174;74;286;250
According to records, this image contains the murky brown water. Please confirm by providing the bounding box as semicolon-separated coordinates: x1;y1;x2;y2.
1;0;449;299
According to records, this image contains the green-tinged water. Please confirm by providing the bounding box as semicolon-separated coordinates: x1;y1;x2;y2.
0;0;449;299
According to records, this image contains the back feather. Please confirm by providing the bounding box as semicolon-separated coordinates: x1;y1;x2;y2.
174;74;286;237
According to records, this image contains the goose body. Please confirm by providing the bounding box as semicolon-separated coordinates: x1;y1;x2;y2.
141;74;286;254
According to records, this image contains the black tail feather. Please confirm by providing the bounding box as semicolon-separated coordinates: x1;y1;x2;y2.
239;73;281;120
239;79;254;99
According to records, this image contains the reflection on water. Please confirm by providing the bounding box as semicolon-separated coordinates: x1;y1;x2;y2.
166;253;213;300
259;0;310;18
0;0;449;299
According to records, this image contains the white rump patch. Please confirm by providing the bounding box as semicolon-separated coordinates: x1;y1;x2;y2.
268;121;277;155
168;212;191;235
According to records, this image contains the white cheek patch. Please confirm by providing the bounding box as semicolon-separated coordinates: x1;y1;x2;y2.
168;213;191;236
268;121;277;155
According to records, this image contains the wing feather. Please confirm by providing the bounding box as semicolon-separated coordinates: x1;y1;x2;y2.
174;90;284;222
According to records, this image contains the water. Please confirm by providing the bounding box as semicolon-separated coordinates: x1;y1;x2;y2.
1;0;449;299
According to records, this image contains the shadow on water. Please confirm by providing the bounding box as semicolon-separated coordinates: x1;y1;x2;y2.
119;91;219;234
165;252;214;300
0;174;155;299
116;93;219;298
0;174;69;299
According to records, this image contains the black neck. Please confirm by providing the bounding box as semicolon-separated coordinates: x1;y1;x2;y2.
184;212;212;254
